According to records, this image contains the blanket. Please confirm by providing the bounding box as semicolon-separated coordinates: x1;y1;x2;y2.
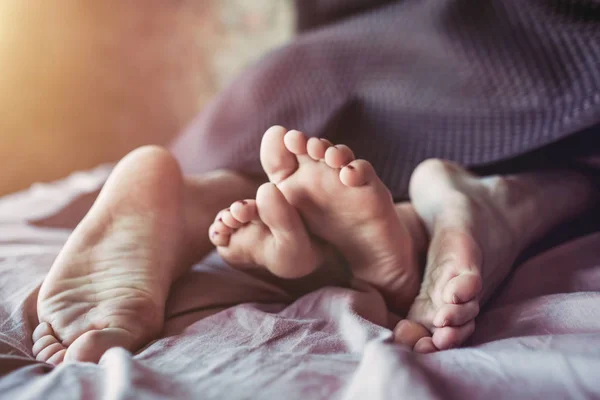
171;0;600;199
0;167;599;399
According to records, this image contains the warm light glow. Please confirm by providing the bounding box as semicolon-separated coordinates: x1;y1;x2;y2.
0;1;292;196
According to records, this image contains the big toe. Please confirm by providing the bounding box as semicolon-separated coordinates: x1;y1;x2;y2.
443;273;482;305
256;183;323;278
414;337;439;353
260;126;299;184
64;328;136;364
393;319;431;349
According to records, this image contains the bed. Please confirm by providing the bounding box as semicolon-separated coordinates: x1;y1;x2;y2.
0;165;599;399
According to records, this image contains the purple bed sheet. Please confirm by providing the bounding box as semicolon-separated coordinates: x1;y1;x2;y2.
0;166;599;400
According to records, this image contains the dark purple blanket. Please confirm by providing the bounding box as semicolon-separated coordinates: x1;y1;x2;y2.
172;0;600;199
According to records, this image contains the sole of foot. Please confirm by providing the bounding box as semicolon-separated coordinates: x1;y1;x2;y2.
395;160;506;353
210;182;326;279
210;181;355;296
394;159;540;352
256;126;421;314
34;146;185;364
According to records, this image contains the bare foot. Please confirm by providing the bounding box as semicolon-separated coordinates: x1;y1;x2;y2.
209;182;326;279
209;181;353;296
394;159;595;352
254;126;421;313
33;146;185;364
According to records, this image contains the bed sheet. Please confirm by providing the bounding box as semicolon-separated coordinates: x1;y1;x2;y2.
0;166;599;400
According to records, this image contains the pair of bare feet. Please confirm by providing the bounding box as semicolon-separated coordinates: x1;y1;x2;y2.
32;126;595;364
207;127;595;352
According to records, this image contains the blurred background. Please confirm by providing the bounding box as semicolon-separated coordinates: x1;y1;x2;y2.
0;0;294;195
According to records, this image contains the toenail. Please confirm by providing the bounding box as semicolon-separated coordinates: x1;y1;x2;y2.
226;208;230;212
346;165;355;170
442;319;449;327
218;218;223;222
241;200;248;205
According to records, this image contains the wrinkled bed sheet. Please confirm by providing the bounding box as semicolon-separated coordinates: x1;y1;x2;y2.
0;166;599;400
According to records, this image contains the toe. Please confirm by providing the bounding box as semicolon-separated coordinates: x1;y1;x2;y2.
32;335;60;357
443;273;482;304
324;145;355;169
432;300;479;328
339;160;377;187
65;328;135;364
431;320;475;350
46;349;67;365
210;220;234;236
32;323;69;364
393;320;431;349
230;200;258;223
219;209;243;229
283;130;309;155
256;183;303;240
209;224;231;247
414;337;438;353
36;342;67;363
33;322;54;342
256;183;323;278
306;138;331;161
260;126;298;184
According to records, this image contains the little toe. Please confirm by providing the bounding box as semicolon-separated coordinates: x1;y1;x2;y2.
432;300;479;328
260;126;298;184
230;200;258;223
307;138;331;160
324;145;355;169
46;349;67;365
443;273;482;304
393;320;431;349
209;225;231;247
339;160;378;187
431;321;475;350
414;337;438;353
283;130;309;155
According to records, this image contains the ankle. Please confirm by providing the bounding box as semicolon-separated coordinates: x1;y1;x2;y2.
483;169;596;252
